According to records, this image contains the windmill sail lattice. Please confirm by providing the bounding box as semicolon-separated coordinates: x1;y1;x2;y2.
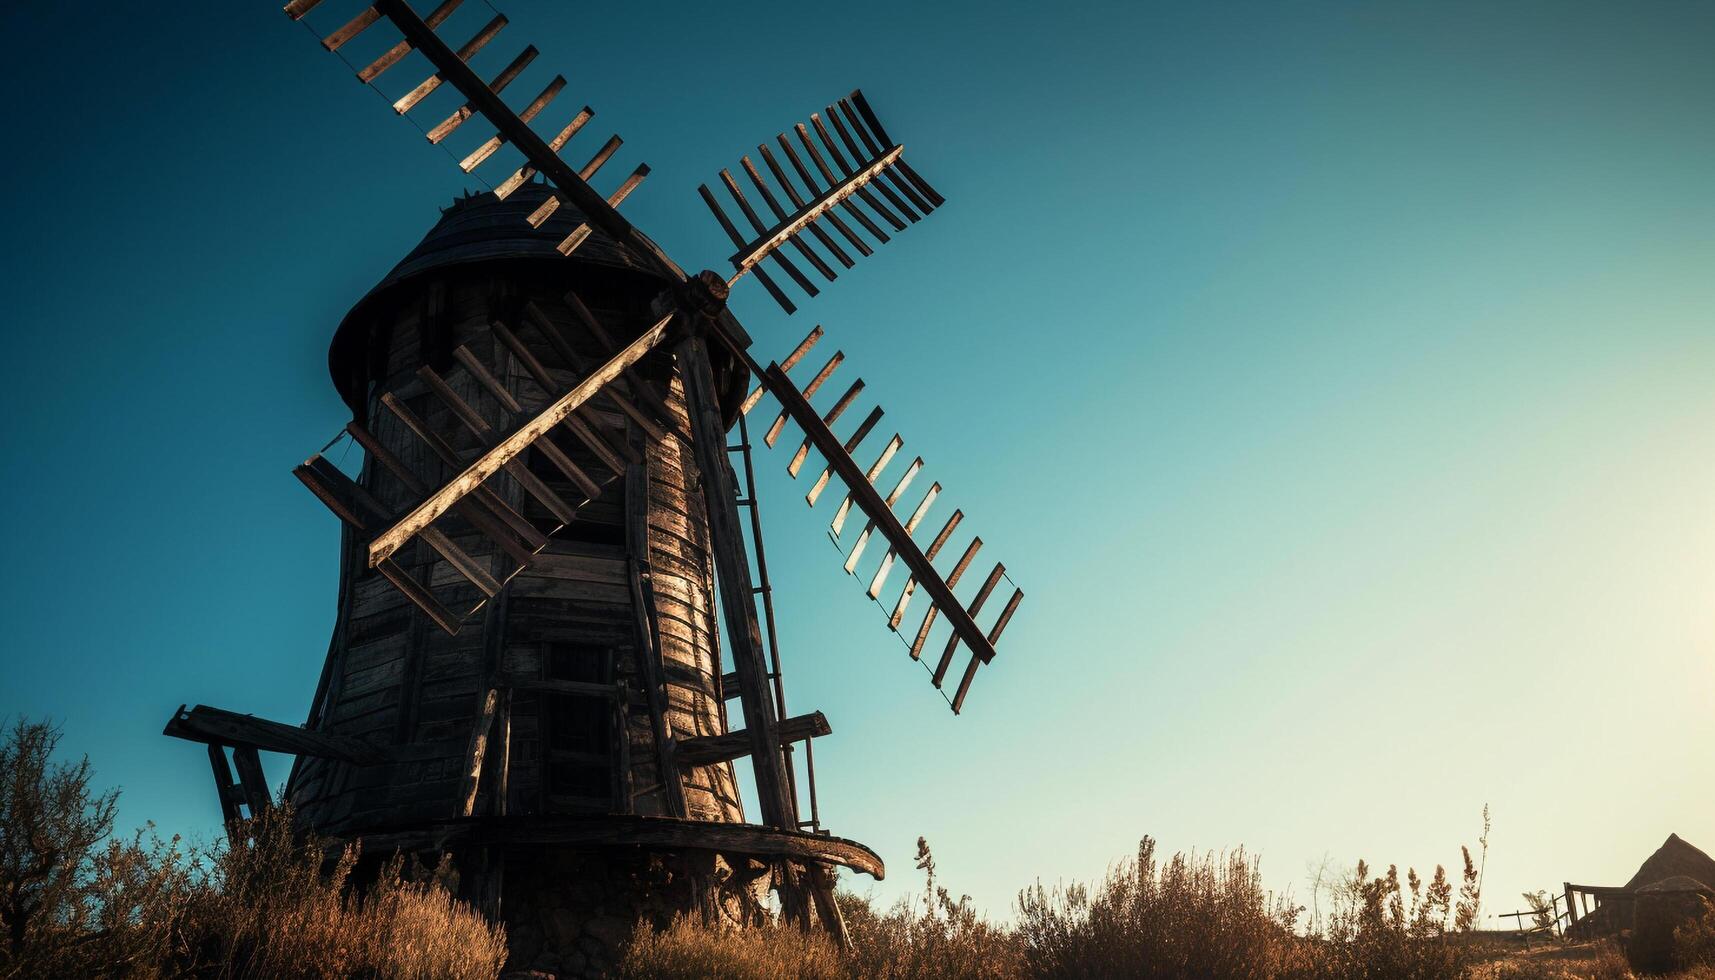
699;92;944;314
739;327;1023;713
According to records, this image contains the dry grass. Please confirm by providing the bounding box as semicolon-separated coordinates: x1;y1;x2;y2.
1;717;506;980
196;808;507;980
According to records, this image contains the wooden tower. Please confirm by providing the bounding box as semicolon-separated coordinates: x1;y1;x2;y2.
165;1;1025;975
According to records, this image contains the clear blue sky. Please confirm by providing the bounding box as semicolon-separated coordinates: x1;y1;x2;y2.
2;0;1711;924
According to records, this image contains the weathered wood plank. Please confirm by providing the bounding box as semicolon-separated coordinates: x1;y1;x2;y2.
676;711;830;768
165;705;389;766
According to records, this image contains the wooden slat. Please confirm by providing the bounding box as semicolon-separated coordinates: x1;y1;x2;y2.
802;118;906;231
867;476;935;596
909;537;982;660
699;183;794;314
370;313;674;567
787;379;864;478
719;169;821;295
378;393;549;552
766;351;842;447
520;302;661;452
778;131;888;245
742;324;822;416
391;13;507;115
494;105;591;199
323;6;379;52
300;451;504;598
840;460;922;576
889;509;962;629
951;587;1022;714
356;0;462;82
823;106;919;223
455;342;605;500
555;163;650;257
416;365;579;524
738;160;844;280
850;88;945;207
377;557;461;634
427;45;537;144
579;135;622;180
744;155;852;270
676;712;831;768
555;293;677;434
461;74;563;171
807;408;886;506
837;454;919;538
835;98;934;215
346;420;535;566
933;562;1005;686
284;0;325;20
759;144;871;259
726;145;903;278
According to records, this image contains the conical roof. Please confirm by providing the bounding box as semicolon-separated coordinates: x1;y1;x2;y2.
326;180;677;417
1626;834;1715;891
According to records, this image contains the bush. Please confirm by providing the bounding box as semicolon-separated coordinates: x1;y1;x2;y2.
0;716;506;980
1017;836;1300;980
195;807;507;980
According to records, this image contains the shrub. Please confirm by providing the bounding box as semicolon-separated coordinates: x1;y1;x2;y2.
617;918;846;980
844;838;1024;980
0;716;506;980
194;807;507;980
1017;836;1301;980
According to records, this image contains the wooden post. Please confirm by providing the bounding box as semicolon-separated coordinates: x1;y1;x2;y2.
206;743;242;841
676;332;794;830
231;745;273;817
458;689;501;817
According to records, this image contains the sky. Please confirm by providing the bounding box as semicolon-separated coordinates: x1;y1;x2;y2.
1;0;1711;927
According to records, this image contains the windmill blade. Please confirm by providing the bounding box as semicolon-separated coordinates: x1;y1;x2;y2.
748;353;1021;712
287;0;684;278
699;89;944;314
295;301;678;633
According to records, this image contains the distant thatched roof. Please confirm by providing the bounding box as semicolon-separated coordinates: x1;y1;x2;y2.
1626;834;1715;891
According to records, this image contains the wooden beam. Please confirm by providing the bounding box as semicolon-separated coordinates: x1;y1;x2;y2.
346;814;885;880
679;333;797;830
677;712;830;768
371;0;685;281
458;688;501;817
368;313;674;568
206;743;242;828
231;745;273;815
166;705;389;766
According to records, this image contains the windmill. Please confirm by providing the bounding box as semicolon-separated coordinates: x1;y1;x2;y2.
163;0;1023;970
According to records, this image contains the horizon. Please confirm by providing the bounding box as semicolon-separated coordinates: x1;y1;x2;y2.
2;0;1711;928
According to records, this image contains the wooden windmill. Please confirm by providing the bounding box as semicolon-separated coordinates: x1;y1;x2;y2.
164;0;1023;970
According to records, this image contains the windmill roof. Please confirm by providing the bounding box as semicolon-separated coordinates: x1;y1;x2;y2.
327;180;679;417
369;180;664;291
1626;834;1715;892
